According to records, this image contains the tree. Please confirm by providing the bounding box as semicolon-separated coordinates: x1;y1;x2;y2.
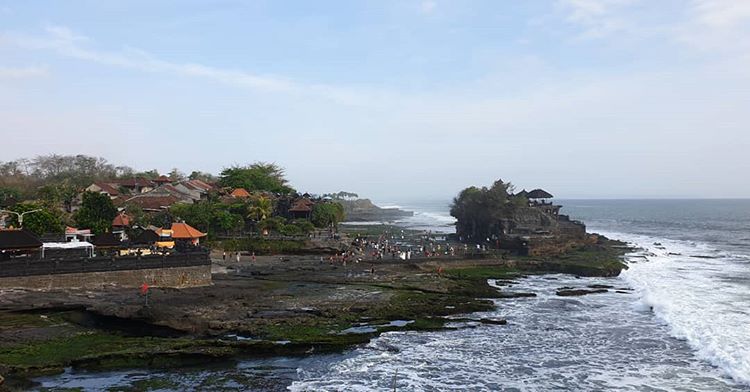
219;162;294;194
170;202;213;233
169;168;185;182
188;171;217;183
450;179;524;242
4;202;64;236
311;202;345;228
74;192;117;234
247;196;273;221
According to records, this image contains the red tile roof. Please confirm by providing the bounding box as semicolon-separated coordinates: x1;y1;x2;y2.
170;222;206;239
123;195;181;211
112;213;131;227
187;179;213;191
115;178;155;187
153;175;172;183
230;188;251;198
289;200;313;212
92;182;120;196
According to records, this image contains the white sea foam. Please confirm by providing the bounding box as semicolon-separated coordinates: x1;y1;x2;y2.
597;230;750;385
290;273;746;391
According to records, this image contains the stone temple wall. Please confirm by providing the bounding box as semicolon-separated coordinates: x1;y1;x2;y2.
0;265;211;290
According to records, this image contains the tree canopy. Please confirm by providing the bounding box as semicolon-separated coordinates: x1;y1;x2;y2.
311;202;346;228
450;179;526;242
74;192;118;234
4;202;64;236
219;163;294;194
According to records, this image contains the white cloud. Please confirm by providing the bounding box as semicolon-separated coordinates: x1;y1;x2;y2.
0;26;375;105
0;66;48;79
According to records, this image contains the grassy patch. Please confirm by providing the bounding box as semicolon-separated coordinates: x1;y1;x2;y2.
212;238;306;254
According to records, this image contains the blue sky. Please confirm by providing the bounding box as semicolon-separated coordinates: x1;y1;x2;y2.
1;0;749;199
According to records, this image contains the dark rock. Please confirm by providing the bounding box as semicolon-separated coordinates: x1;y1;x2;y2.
587;284;614;289
496;291;537;298
478;318;507;325
556;289;608;297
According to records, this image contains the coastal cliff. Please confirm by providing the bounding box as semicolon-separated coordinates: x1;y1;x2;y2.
338;199;413;222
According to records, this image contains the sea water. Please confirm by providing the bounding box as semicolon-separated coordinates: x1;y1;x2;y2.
36;199;750;391
289;199;750;390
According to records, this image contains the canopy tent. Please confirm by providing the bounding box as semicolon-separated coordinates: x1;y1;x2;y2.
42;240;94;258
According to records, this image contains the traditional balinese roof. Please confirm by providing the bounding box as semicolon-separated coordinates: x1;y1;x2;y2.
0;229;43;250
92;232;122;247
66;226;91;235
115;178;155;188
91;181;121;196
169;222;206;239
123;194;182;211
131;229;159;245
289;199;314;212
112;213;131;227
527;189;554;199
230;188;251;198
516;189;528;197
153;175;172;184
186;179;213;191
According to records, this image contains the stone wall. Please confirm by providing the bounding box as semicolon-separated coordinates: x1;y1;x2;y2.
0;265;211;290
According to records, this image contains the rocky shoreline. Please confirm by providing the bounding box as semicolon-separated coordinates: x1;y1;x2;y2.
0;235;629;390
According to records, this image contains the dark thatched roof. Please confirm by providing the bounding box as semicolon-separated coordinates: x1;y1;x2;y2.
92;232;122;247
0;229;43;250
527;189;554;199
131;229;159;245
516;189;528;197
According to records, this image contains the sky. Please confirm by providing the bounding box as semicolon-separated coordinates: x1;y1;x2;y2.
1;0;749;200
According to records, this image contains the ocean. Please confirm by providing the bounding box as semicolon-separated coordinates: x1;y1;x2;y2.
36;199;750;391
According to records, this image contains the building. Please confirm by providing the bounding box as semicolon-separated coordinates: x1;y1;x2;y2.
230;188;251;198
0;229;43;260
169;222;207;245
289;198;314;219
112;212;132;240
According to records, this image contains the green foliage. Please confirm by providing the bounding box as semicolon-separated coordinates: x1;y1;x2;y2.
188;170;217;182
218;162;294;194
170;201;244;235
168;168;185;182
37;183;79;212
214;238;305;254
258;216;285;232
277;219;315;236
133;169;160;179
0;187;20;202
247;196;274;221
450;179;525;242
74;192;117;234
323;191;359;200
5;202;64;235
311;202;345;228
123;204;149;227
291;219;315;234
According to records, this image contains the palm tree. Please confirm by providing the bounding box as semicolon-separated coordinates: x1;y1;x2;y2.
247;196;273;222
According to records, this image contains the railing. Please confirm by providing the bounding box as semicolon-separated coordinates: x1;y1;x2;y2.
0;251;210;278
